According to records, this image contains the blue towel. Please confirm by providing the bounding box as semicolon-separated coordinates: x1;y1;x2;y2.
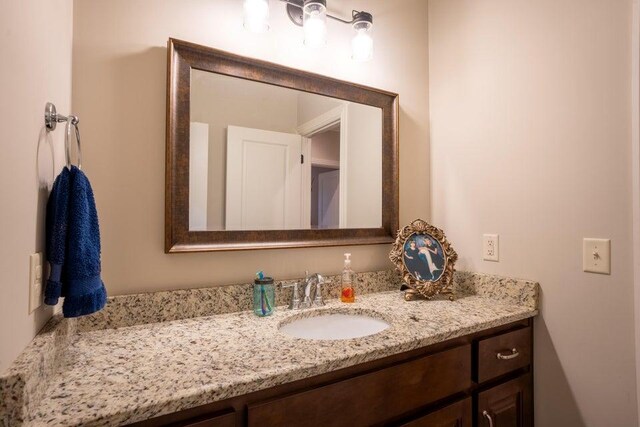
44;166;107;317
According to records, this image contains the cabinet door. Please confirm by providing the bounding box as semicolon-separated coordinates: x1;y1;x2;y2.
477;374;532;427
400;398;471;427
247;345;471;427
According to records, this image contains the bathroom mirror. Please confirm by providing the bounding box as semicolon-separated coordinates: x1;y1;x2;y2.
166;39;399;252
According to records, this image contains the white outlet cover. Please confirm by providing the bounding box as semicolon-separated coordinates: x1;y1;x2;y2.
29;253;43;313
583;238;611;275
483;234;499;262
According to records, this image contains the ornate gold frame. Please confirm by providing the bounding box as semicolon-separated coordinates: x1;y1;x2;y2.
389;219;458;301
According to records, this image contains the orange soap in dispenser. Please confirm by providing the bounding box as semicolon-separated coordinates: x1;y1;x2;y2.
340;253;355;303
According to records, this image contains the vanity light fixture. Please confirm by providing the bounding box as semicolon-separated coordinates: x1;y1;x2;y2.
242;0;374;61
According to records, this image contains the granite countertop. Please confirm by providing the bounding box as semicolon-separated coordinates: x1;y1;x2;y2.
0;271;539;427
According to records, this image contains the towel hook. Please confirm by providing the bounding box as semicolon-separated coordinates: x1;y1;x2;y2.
45;102;82;170
45;102;68;131
65;118;81;170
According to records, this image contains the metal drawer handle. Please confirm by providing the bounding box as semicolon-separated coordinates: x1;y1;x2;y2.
483;410;494;427
496;348;520;360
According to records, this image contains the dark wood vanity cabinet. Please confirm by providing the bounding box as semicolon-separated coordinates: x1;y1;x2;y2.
130;318;533;427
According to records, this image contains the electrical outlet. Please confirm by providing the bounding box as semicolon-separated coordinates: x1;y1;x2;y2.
583;238;611;274
29;253;43;313
483;234;499;262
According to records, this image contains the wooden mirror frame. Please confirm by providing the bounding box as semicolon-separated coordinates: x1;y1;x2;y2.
165;38;399;253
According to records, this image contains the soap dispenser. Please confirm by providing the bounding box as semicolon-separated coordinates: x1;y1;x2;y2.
340;253;355;303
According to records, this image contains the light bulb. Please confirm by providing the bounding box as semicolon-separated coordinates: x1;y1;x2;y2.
351;12;373;62
303;1;327;48
352;29;373;61
243;0;269;33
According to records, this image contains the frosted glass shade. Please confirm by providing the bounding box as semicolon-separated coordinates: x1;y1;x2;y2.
352;28;373;61
303;1;327;48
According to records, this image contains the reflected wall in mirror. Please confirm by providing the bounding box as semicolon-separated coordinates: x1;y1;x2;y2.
166;39;398;252
189;70;382;231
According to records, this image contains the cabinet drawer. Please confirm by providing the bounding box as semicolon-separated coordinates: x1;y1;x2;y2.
399;397;472;427
247;344;471;427
477;327;531;383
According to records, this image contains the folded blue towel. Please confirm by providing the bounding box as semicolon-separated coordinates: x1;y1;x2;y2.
44;166;107;317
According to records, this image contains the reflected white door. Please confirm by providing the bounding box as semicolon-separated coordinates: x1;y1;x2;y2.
318;169;340;229
226;125;303;230
189;122;209;231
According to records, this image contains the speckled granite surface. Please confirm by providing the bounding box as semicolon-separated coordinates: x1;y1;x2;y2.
0;270;538;427
453;271;538;309
0;316;76;426
73;270;403;332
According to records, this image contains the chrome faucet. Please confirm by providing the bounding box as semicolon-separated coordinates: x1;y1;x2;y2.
284;271;325;310
302;271;325;308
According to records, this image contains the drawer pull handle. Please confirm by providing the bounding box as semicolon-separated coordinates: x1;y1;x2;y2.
496;348;519;360
483;410;494;427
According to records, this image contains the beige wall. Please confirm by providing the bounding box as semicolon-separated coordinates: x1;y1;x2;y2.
0;0;74;372
297;92;342;125
310;130;340;163
429;0;636;425
72;0;430;295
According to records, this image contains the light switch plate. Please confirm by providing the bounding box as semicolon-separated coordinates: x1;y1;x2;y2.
583;238;611;274
29;253;43;313
483;234;499;262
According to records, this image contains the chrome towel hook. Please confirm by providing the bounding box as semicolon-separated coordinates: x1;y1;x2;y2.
65;118;81;170
45;102;82;170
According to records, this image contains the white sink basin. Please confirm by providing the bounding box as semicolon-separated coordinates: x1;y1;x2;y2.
279;312;390;340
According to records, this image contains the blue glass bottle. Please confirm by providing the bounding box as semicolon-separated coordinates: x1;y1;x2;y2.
253;277;275;317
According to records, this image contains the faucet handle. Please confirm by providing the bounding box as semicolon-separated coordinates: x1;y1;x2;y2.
313;274;325;306
283;282;301;310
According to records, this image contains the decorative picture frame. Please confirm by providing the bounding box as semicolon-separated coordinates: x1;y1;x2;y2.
389;219;458;301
